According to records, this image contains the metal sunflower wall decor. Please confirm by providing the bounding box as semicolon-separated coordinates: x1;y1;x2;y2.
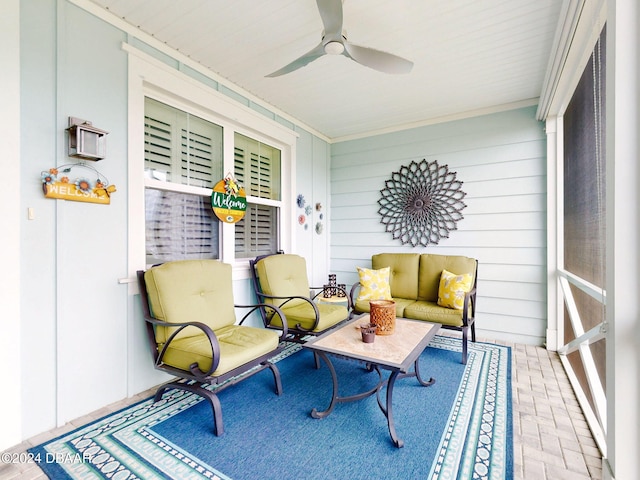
378;159;467;247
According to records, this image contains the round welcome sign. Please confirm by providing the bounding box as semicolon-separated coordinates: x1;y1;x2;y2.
211;176;247;223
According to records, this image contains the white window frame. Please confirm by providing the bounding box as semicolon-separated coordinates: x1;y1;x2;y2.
126;45;297;288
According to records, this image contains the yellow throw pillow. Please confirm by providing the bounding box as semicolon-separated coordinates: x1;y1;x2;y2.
438;269;473;310
356;267;392;302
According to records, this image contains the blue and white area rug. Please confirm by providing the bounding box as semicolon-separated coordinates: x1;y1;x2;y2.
30;337;512;479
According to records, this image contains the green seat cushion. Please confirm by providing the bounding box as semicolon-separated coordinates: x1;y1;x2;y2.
144;260;236;344
355;297;416;317
372;253;420;300
403;301;465;327
270;302;348;332
160;324;280;377
255;254;310;308
418;254;477;302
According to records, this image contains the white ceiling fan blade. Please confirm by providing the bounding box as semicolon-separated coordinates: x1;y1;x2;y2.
344;42;413;74
316;0;344;40
266;42;326;77
267;0;414;77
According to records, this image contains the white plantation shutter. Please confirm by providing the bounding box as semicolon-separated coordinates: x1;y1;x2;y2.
235;204;278;257
145;190;218;264
144;98;222;188
144;114;173;181
144;98;222;263
234;133;281;258
179;124;219;187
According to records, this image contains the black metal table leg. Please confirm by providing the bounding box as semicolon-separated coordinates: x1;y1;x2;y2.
310;351;382;419
374;370;403;447
310;351;435;448
310;351;340;418
378;361;436;447
413;357;436;386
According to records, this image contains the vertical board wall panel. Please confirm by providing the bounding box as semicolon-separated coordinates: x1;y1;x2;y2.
19;0;58;439
330;107;547;344
293;128;315;275
55;3;130;424
311;136;330;286
294;130;315;275
293;128;332;285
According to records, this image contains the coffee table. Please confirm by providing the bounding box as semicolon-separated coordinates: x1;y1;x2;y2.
303;314;441;448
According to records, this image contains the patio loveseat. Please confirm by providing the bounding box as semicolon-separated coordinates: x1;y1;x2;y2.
350;253;478;363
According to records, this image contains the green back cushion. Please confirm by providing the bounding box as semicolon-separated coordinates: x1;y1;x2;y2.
372;253;420;300
418;254;476;302
144;259;236;344
255;254;310;308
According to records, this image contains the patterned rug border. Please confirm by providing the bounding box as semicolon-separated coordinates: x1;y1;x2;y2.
30;338;512;480
428;337;512;479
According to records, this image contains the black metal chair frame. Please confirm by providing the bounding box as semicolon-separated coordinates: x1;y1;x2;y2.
249;252;353;344
137;269;289;436
447;262;478;364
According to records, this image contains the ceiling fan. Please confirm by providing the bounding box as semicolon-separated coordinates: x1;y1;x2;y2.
266;0;413;77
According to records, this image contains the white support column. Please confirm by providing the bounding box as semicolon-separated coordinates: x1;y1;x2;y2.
545;116;560;351
604;0;640;478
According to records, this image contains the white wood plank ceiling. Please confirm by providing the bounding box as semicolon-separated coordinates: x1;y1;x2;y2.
86;0;563;140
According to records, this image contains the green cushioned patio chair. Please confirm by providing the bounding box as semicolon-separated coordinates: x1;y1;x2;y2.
250;253;351;345
137;259;288;436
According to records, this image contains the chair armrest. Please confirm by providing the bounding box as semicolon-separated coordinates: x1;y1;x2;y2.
254;292;321;331
149;316;222;380
349;283;362;311
235;303;289;340
462;286;477;327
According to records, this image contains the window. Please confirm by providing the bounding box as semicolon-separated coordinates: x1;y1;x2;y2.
129;49;295;276
145;190;218;264
144;98;222;188
234;133;281;258
142;98;285;265
144;98;223;264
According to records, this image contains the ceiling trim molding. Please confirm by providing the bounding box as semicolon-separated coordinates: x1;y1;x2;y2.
331;98;540;144
537;0;607;120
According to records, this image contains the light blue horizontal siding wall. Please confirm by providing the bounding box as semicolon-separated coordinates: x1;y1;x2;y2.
330;106;546;345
